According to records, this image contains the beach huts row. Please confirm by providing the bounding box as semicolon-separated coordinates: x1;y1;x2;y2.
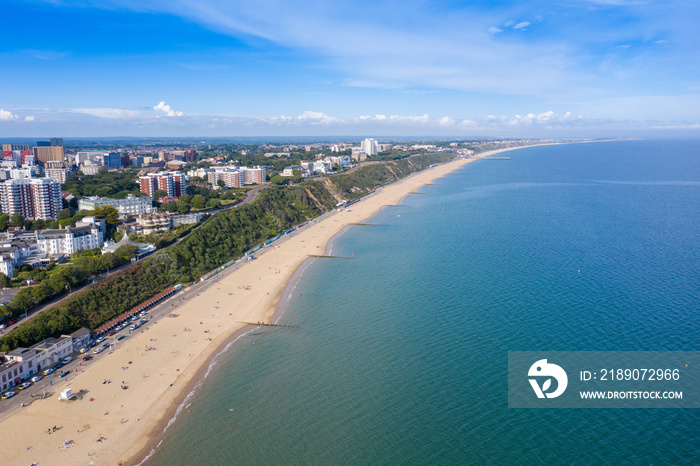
94;284;181;335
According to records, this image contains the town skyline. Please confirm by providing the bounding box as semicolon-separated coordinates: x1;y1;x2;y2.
2;0;699;138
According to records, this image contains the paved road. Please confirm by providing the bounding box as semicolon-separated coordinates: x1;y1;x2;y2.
1;184;269;336
0;288;186;421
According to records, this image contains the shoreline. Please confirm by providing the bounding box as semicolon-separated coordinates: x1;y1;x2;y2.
0;145;538;466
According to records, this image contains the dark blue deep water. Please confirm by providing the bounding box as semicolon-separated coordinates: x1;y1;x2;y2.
149;140;700;465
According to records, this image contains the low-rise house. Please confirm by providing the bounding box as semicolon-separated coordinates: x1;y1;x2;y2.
68;327;91;352
281;165;310;177
0;352;38;391
28;336;73;370
5;334;73;375
134;212;204;235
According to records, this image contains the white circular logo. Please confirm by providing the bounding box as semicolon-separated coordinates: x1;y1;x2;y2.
528;359;568;398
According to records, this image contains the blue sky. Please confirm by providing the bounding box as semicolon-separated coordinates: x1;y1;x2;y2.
1;0;699;138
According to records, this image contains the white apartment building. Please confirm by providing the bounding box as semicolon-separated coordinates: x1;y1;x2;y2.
361;138;378;156
45;168;71;183
80;163;101;175
301;161;332;175
78;194;153;217
243;166;266;184
0;243;26;277
208;169;244;188
0;177;62;220
9;168;34;179
326;156;351;167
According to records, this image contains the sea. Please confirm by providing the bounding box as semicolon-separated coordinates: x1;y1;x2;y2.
146;140;700;465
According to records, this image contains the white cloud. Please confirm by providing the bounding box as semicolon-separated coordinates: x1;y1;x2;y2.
488;26;503;34
297;111;339;124
71;108;143;119
479;111;586;128
513;22;531;30
154;101;184;117
0;109;34;122
0;109;19;121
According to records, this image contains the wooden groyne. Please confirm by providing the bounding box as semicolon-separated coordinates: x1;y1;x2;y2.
309;255;353;259
240;321;298;328
482;157;511;160
348;223;385;226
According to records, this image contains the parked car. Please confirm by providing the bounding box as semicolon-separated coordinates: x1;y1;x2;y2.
93;347;104;354
82;355;93;361
31;375;42;383
54;362;64;370
95;336;105;344
18;382;31;390
79;347;88;353
58;370;70;378
117;334;126;341
43;368;54;376
63;356;72;364
1;391;16;399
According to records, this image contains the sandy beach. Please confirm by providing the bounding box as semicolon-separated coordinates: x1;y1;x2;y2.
0;147;525;466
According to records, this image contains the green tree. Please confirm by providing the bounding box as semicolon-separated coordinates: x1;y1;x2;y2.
176;201;191;214
153;189;167;200
178;194;191;204
205;199;221;209
93;206;119;225
162;202;179;212
0;213;9;231
269;175;286;185
114;244;139;261
191;194;207;209
30;284;53;304
31;219;47;230
0;273;8;288
57;208;73;221
10;213;24;227
217;179;226;188
47;272;68;294
9;289;35;314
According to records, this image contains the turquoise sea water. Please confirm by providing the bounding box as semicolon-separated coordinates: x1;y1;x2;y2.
147;140;700;465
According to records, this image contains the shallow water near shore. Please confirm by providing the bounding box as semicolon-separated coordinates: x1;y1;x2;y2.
147;140;700;465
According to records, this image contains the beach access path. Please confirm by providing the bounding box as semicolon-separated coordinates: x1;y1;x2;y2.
0;146;528;466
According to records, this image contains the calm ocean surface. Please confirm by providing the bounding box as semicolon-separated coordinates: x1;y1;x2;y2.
148;140;700;465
